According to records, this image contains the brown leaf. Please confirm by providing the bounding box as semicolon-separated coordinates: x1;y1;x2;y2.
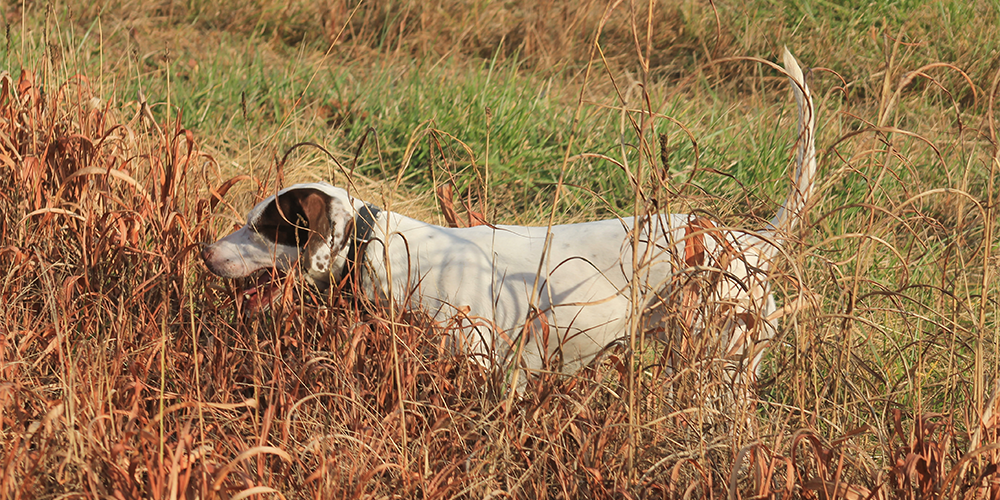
436;183;464;228
683;217;710;267
209;175;250;211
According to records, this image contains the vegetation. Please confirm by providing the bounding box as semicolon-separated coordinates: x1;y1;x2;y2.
1;0;999;497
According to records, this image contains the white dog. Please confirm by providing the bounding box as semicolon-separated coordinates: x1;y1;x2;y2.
202;49;816;387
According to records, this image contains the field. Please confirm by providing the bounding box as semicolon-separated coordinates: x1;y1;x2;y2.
2;0;999;498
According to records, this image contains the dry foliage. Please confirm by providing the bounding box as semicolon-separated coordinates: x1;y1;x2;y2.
0;65;736;499
2;37;1000;500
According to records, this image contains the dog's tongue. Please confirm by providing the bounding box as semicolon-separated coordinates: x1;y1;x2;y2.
243;284;277;311
241;271;283;311
237;270;328;311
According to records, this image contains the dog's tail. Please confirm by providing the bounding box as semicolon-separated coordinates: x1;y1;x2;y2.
768;48;816;238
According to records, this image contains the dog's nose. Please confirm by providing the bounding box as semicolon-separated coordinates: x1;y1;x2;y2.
201;244;224;276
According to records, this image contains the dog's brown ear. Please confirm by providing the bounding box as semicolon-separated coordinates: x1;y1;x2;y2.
296;190;334;276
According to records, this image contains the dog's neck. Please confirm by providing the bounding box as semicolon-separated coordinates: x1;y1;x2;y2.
337;203;382;286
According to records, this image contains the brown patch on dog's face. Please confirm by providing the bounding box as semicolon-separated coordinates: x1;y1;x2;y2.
251;188;330;249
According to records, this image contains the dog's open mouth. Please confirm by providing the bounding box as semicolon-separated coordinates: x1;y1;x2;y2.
234;269;330;311
238;269;287;311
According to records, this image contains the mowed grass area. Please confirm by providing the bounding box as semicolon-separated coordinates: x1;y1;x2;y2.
2;0;1000;497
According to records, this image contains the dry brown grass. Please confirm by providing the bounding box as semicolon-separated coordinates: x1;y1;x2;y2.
3;59;1000;499
0;64;739;499
4;0;1000;498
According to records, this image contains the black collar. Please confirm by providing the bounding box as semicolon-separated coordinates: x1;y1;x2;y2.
343;203;381;287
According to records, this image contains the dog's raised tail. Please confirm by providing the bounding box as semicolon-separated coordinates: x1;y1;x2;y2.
769;48;816;238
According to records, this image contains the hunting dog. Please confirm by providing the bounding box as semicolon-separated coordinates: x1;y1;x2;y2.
202;49;816;388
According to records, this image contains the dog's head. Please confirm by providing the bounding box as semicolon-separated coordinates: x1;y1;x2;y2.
201;183;359;292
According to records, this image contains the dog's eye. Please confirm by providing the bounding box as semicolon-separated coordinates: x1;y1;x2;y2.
292;215;311;246
252;223;311;249
253;199;312;249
